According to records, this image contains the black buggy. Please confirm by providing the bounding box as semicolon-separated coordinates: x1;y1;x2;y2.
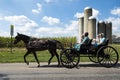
60;39;119;68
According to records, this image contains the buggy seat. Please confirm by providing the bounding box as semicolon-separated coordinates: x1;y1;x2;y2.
98;39;109;47
80;39;93;50
96;39;109;51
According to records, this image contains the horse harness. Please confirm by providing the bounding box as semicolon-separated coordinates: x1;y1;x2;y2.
27;38;50;49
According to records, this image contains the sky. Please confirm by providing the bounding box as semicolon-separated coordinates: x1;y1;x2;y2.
0;0;120;37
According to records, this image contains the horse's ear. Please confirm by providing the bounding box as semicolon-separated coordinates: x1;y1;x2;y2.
17;32;20;36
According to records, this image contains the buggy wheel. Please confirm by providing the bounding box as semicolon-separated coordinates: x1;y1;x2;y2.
97;46;119;68
88;45;98;63
60;49;80;68
89;53;98;63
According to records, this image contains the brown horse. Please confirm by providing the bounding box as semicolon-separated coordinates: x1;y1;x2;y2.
14;33;64;67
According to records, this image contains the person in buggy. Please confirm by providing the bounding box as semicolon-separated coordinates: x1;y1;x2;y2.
93;33;106;47
74;32;90;51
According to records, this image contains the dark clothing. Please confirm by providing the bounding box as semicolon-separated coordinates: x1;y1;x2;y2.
74;36;89;51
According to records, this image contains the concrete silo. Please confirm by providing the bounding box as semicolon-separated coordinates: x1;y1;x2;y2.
106;22;112;43
88;16;96;39
97;21;106;37
78;17;84;43
84;7;92;33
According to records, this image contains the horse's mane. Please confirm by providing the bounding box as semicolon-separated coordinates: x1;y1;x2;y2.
20;34;30;38
19;33;43;41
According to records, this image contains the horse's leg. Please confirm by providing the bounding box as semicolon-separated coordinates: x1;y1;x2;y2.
48;50;54;65
33;52;40;67
53;50;60;67
24;51;31;65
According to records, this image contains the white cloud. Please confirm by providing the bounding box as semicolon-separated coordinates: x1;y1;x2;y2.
32;3;42;14
44;0;52;3
0;16;3;20
74;12;84;18
65;20;78;31
41;16;60;25
92;8;99;18
105;17;120;36
4;15;38;34
65;20;78;37
36;27;63;34
44;0;57;3
111;7;120;16
74;8;99;18
36;20;78;37
36;27;65;37
0;14;78;37
0;30;10;37
32;9;40;14
107;7;120;36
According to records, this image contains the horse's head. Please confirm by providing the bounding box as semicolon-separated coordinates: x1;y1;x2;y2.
14;33;22;44
14;33;31;44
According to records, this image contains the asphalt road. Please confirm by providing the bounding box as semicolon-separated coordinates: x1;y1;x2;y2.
0;62;120;80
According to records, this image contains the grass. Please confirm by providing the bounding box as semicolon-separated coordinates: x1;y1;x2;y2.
0;44;120;63
0;48;58;63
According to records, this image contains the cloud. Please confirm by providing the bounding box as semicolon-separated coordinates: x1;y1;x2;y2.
68;0;75;1
105;17;120;36
111;7;120;16
36;20;78;37
65;20;78;32
44;0;57;3
92;8;99;18
0;16;3;20
0;30;10;37
36;26;65;37
0;14;78;37
32;3;42;14
44;0;53;3
41;16;60;25
104;7;120;37
74;12;84;18
74;8;99;18
4;15;38;34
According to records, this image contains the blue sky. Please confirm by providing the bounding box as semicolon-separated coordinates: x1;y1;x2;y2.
0;0;120;37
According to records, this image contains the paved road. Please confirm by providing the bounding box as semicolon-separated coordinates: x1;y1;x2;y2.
0;62;120;80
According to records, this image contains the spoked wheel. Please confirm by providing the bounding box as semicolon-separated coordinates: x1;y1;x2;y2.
89;53;98;63
88;46;98;63
60;49;80;68
97;46;119;68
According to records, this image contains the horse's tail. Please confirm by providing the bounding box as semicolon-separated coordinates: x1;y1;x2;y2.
55;40;64;50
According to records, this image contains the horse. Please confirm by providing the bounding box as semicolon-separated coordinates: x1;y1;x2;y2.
14;33;64;67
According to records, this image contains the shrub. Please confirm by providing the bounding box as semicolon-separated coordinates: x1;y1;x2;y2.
0;36;77;48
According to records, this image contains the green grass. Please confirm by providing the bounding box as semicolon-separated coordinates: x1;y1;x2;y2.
0;44;120;63
0;48;58;63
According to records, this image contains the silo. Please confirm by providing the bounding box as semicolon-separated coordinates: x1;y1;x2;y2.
88;16;96;39
97;21;106;37
106;22;112;43
84;7;92;33
78;17;84;43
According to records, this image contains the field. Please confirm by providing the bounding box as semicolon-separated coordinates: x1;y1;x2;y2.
0;44;120;63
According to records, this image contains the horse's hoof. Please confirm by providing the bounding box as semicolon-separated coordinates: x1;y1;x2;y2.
57;64;60;67
48;61;50;66
26;62;29;65
38;65;40;67
48;63;50;66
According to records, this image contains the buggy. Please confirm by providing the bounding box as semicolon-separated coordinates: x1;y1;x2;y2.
60;39;119;68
